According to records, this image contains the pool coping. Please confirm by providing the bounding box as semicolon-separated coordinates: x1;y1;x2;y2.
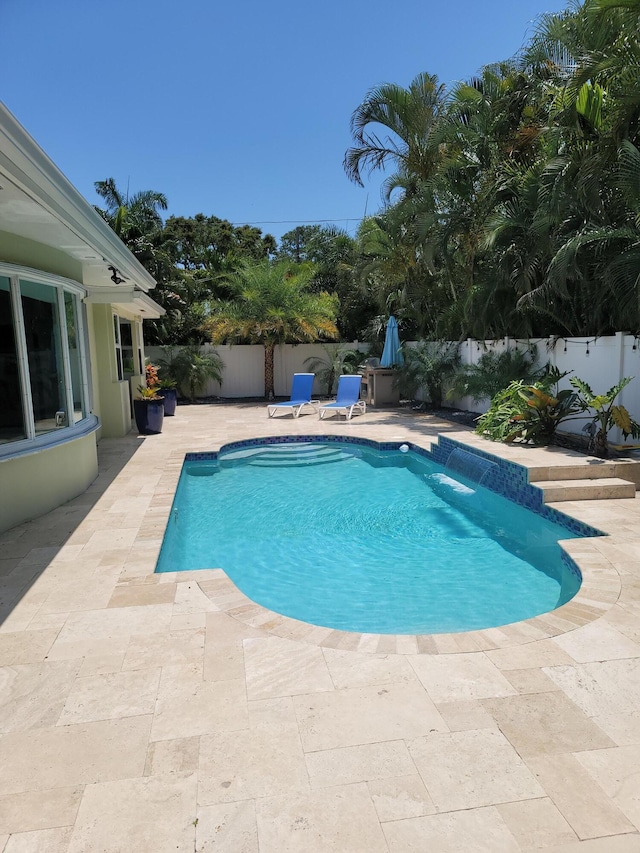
154;433;623;654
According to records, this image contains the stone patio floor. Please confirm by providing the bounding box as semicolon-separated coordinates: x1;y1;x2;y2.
1;403;640;852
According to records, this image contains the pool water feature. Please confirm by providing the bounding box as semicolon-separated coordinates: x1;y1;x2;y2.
157;441;584;634
445;446;498;488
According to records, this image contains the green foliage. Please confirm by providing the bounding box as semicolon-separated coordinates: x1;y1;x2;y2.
570;375;640;456
137;385;163;401
162;214;275;270
304;345;363;395
477;372;640;453
344;0;640;339
448;347;544;402
276;225;376;340
159;345;224;402
397;341;459;408
476;373;582;445
201;259;339;399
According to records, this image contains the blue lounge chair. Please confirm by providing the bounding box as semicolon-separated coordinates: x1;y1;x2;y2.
267;373;318;418
319;375;366;420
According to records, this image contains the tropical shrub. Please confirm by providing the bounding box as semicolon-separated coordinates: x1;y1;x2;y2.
476;369;581;445
570;377;640;457
145;362;161;389
448;347;544;403
398;341;459;408
137;384;163;401
160;345;224;401
304;345;363;395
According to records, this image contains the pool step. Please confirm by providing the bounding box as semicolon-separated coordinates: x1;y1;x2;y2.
226;445;353;468
535;477;636;502
528;462;619;482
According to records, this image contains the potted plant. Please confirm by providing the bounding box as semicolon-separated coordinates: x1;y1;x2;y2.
134;365;165;434
157;374;178;416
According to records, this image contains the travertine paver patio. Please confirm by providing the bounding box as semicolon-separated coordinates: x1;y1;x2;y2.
1;403;640;852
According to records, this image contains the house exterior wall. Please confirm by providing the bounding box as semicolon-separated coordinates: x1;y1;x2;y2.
0;104;164;532
0;431;97;531
0;261;143;531
90;303;134;439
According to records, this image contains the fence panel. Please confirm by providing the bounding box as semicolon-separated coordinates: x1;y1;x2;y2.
145;336;640;444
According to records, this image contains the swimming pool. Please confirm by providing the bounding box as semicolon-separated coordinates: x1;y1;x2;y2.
156;439;584;634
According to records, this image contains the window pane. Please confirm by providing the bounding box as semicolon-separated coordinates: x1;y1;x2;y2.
113;314;123;380
64;292;85;423
0;277;26;443
119;319;135;379
20;280;66;434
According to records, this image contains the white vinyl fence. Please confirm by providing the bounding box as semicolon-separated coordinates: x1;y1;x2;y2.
448;333;640;444
146;333;640;444
145;343;370;399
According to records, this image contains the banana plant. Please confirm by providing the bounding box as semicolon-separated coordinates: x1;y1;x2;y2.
570;376;640;457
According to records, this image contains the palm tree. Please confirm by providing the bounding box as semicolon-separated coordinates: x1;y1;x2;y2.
304;344;362;395
202;260;339;399
94;178;168;241
344;72;447;200
162;345;224;402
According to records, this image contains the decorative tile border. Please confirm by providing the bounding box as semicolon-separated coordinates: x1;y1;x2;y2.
427;435;604;538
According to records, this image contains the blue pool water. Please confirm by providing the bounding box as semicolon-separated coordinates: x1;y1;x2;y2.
156;441;582;634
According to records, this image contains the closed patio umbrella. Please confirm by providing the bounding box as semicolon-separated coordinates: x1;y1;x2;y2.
380;316;404;367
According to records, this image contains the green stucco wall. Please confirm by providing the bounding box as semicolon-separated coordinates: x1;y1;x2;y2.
0;432;98;532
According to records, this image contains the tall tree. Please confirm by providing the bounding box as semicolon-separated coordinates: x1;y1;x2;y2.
94;178;168;243
344;72;447;200
276;225;375;339
201;260;339;398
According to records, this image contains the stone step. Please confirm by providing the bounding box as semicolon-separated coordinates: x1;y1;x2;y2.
528;462;619;482
535;477;636;502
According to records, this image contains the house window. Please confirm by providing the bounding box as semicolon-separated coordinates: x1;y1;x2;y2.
0;267;90;451
113;314;124;381
0;276;26;443
20;280;67;435
64;292;85;423
119;319;135;379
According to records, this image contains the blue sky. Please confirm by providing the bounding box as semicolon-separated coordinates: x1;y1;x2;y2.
3;0;569;244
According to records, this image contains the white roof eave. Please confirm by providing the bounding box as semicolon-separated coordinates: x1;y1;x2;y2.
0;102;157;293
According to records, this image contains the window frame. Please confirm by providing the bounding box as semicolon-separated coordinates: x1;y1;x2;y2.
0;263;97;460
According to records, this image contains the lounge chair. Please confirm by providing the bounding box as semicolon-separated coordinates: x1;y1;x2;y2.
319;375;366;420
267;373;318;418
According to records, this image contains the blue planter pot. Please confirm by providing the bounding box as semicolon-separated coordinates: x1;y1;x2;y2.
134;399;164;435
159;388;177;416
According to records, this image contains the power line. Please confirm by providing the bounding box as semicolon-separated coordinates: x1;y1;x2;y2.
229;218;361;226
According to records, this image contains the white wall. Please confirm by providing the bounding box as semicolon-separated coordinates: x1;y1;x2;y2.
146;335;640;443
448;333;640;444
145;342;369;398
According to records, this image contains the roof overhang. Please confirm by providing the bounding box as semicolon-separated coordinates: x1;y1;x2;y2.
86;289;165;319
0;101;163;313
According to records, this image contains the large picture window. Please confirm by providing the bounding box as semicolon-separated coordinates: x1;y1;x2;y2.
0;268;90;451
0;276;26;443
21;280;66;435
